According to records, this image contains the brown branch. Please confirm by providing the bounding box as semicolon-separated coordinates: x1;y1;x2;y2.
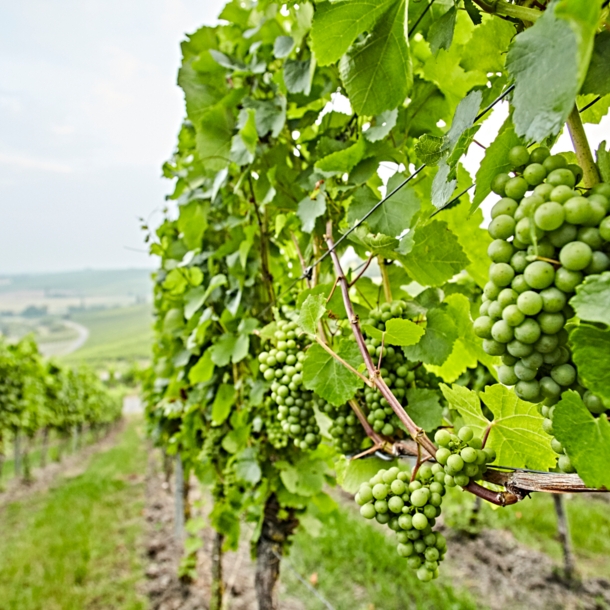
349;254;375;287
484;469;609;495
324;221;437;456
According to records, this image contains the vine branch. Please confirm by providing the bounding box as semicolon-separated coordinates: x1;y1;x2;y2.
566;104;601;189
472;0;542;21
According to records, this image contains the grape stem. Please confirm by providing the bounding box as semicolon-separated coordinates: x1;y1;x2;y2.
324;220;527;507
378;257;393;302
290;232;311;289
566;104;601;189
325;221;438;457
472;0;542;21
349;254;375;287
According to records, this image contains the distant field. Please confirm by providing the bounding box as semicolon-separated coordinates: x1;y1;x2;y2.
60;304;153;366
0;269;152;314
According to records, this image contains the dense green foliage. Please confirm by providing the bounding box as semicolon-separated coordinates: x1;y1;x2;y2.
144;0;610;594
0;337;122;469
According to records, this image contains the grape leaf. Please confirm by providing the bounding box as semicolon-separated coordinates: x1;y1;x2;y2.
303;340;364;406
316;138;366;174
401;220;469;286
597;140;610;183
310;0;395;66
274;35;294;59
428;6;457;54
427;294;494;382
196;105;234;171
188;350;215;384
284;59;313;95
212;384;236;425
471;117;521;211
362;318;424;347
460;15;515;73
402;305;458;366
278;455;327;496
553;391;610;489
347;177;420;238
442;384;556;470
463;0;482;26
405;388;443;432
336;455;400;494
582;31;610;97
297;192;326;233
570;323;610;404
339;0;412;116
431;161;457;209
364;109;398;143
298;294;326;335
178;201;208;250
415;135;447;165
235;448;262;485
507;1;599;141
570;272;610;326
210;333;249;366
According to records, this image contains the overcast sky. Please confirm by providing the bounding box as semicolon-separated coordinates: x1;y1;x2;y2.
0;0;225;274
1;3;608;275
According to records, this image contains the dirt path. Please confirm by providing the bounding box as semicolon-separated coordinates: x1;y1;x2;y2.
0;423;122;510
142;451;306;610
38;319;89;356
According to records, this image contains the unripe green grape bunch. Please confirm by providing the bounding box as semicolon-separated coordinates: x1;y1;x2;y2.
474;146;610;469
355;464;448;582
258;318;321;450
320;400;366;453
434;426;495;487
261;397;289;449
361;301;441;436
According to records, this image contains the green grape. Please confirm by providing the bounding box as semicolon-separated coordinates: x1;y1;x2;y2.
534;202;564;231
491;172;511;196
523;163;546;186
502;304;525;327
505;177;529;200
586;251;610;274
497;288;518;308
550;363;576;387
509;145;530;168
530;146;551;164
488;239;514;263
546;168;576;188
491;198;519;218
554;267;583;293
517;290;543;316
577;226;603;250
498;364;518;385
559;241;592;271
564;196;593;225
539;287;566;313
550;185;577;204
524;261;555;290
548;223;578;248
542;154;567;172
489;215;516;240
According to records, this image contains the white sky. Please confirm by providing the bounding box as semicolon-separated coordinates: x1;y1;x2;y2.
0;0;225;274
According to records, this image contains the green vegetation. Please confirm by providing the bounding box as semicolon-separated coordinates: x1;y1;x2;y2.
0;419;147;610
282;508;482;610
62;304;152;366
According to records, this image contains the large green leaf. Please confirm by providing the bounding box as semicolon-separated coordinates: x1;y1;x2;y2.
570;323;610;404
401;220;469;286
581;31;610;97
211;384;236;425
196;105;234;171
405;388;443;432
428;6;457;54
506;0;599;141
570;272;610;326
553;391;610;489
297;193;326;233
441;384;556;470
362;318;424;346
402;305;458;366
177;201;208;250
302;340;364;406
347;175;420;238
471;117;521;211
311;0;395;66
339;0;412;116
298;294;326;335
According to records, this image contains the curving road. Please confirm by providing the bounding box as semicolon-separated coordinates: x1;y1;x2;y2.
39;320;89;357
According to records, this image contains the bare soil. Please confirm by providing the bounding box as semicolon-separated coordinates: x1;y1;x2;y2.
444;527;610;610
141;450;305;610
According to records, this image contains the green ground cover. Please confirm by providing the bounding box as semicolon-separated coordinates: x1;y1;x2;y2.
0;419;147;610
62;304;152;366
282;507;483;610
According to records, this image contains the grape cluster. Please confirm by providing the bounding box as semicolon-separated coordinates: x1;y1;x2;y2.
262;398;289;449
320;400;366;453
258;319;321;450
355;464;447;582
361;301;440;437
476;147;610;407
434;426;495;487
